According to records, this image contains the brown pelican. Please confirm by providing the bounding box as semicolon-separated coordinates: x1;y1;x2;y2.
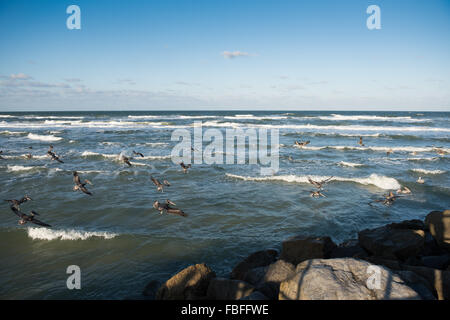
121;155;132;167
434;148;446;156
396;186;412;194
295;140;310;148
25;153;32;159
358;137;365;147
310;190;326;198
386;149;393;157
73;171;93;195
5;195;32;209
153;200;187;217
307;176;333;190
47;145;64;163
10;206;51;227
133;150;144;158
372;191;401;206
179;162;191;173
417;177;425;184
151;176;170;192
0;150;3;160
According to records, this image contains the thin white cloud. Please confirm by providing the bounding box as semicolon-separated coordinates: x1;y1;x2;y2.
10;73;32;80
221;51;251;59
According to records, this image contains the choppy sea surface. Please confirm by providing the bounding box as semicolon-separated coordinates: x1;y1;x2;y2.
0;111;449;299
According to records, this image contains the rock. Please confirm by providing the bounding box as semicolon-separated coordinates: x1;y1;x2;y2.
388;219;425;230
239;291;269;300
156;263;216;300
257;259;296;299
420;255;450;270
358;224;425;260
279;236;336;265
207;278;254;300
230;249;278;280
242;266;269;286
278;258;434;300
330;239;369;259
364;257;450;300
425;210;450;250
142;280;161;299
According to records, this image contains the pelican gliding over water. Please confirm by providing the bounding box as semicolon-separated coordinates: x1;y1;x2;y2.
10;206;51;227
73;171;93;195
5;195;32;209
153;200;187;217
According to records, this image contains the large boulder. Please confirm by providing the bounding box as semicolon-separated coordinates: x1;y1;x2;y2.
425;210;450;250
206;278;254;300
358;222;425;260
279;258;434;300
230;249;278;280
257;259;296;299
364;256;450;300
279;236;336;265
156;263;216;300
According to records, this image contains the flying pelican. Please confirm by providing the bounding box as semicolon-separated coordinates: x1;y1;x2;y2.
121;155;132;167
47;145;64;163
0;150;4;160
371;191;401;206
396;186;412;194
150;176;170;192
73;171;93;195
25;153;32;159
5;195;32;209
307;176;333;190
180;162;191;174
358;137;365;147
153;200;187;217
133;150;144;158
386;149;393;157
417;177;425;184
10;206;51;227
295;140;310;148
310;190;326;198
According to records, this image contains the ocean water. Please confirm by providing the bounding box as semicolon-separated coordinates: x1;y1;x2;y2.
0;110;449;299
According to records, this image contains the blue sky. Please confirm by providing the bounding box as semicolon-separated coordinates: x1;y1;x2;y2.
0;0;449;111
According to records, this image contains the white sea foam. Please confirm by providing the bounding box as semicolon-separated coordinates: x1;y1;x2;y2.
0;130;26;135
226;173;401;190
27;133;62;141
338;161;364;167
0;115;15;118
27;227;118;240
318;114;431;122
411;169;446;175
81;151;118;159
7;165;44;172
295;145;449;153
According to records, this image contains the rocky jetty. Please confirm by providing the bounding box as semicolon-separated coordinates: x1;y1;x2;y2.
144;209;450;300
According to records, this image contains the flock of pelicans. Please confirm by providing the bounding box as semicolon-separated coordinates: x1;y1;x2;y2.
2;135;447;227
2;145;193;228
292;136;443;205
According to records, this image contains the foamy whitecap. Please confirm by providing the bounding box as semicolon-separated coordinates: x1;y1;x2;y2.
0;130;26;135
411;169;446;175
295;145;449;153
7;165;45;172
226;173;401;190
338;161;364;167
27;227;118;240
81;151;118;158
27;133;62;141
319;114;431;122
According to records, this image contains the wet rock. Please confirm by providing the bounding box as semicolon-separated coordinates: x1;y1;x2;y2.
257;259;295;299
330;239;369;259
279;236;336;265
420;255;450;270
425;210;450;251
230;249;278;281
142;280;161;299
239;291;269;300
207;278;254;300
358;224;425;260
156;263;216;300
279;258;434;300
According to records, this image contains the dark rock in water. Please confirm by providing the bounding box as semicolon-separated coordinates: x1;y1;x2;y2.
206;278;254;300
420;255;450;270
388;219;425;230
242;266;269;286
358;223;425;260
142;280;161;299
330;239;369;259
156;263;216;300
279;236;336;265
279;258;434;300
239;291;269;300
425;210;450;251
230;249;278;280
